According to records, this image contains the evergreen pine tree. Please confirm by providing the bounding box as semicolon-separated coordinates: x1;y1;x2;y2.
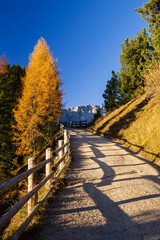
135;0;160;64
0;56;25;182
118;28;152;103
103;71;120;112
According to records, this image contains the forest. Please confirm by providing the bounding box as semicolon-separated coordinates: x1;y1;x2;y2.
103;0;160;111
0;38;63;183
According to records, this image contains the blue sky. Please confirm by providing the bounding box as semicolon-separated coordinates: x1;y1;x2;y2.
0;0;148;108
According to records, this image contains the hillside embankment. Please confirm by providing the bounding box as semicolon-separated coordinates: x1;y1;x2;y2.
90;93;160;166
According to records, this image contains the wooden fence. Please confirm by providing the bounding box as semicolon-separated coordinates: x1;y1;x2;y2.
60;120;87;128
0;127;70;240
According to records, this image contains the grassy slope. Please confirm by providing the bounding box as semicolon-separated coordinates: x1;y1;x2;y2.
90;93;160;165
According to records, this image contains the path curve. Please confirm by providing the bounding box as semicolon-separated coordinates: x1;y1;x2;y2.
32;129;160;240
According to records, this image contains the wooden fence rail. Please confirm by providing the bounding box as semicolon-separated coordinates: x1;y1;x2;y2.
60;120;87;128
0;127;71;240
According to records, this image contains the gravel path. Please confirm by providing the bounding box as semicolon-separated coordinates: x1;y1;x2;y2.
32;129;160;240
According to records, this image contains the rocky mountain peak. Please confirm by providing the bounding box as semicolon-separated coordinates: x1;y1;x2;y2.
60;104;106;123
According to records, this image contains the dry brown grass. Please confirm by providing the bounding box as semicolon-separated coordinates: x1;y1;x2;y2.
90;93;160;164
145;64;160;94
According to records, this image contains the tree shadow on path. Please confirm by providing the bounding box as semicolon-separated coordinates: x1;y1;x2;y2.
81;138;160;239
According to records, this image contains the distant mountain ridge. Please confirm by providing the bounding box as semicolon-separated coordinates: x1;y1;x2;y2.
60;105;106;123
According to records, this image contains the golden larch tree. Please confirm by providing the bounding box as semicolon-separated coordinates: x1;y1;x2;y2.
13;37;62;156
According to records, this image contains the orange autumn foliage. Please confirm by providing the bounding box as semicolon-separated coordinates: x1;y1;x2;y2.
13;38;62;156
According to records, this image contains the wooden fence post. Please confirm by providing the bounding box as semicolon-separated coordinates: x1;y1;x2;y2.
58;140;64;170
64;130;68;158
60;124;64;135
45;148;53;190
28;157;37;215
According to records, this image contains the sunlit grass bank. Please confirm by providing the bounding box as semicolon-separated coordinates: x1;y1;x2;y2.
90;93;160;165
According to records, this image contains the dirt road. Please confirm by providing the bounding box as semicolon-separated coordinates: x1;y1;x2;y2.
32;129;160;240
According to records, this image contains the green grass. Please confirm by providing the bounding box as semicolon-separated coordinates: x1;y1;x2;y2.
90;92;160;164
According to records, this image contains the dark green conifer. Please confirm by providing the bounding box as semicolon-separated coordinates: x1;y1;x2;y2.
103;71;120;112
0;58;25;182
118;29;152;103
135;0;160;64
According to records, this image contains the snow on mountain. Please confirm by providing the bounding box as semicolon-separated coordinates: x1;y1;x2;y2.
60;105;106;124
